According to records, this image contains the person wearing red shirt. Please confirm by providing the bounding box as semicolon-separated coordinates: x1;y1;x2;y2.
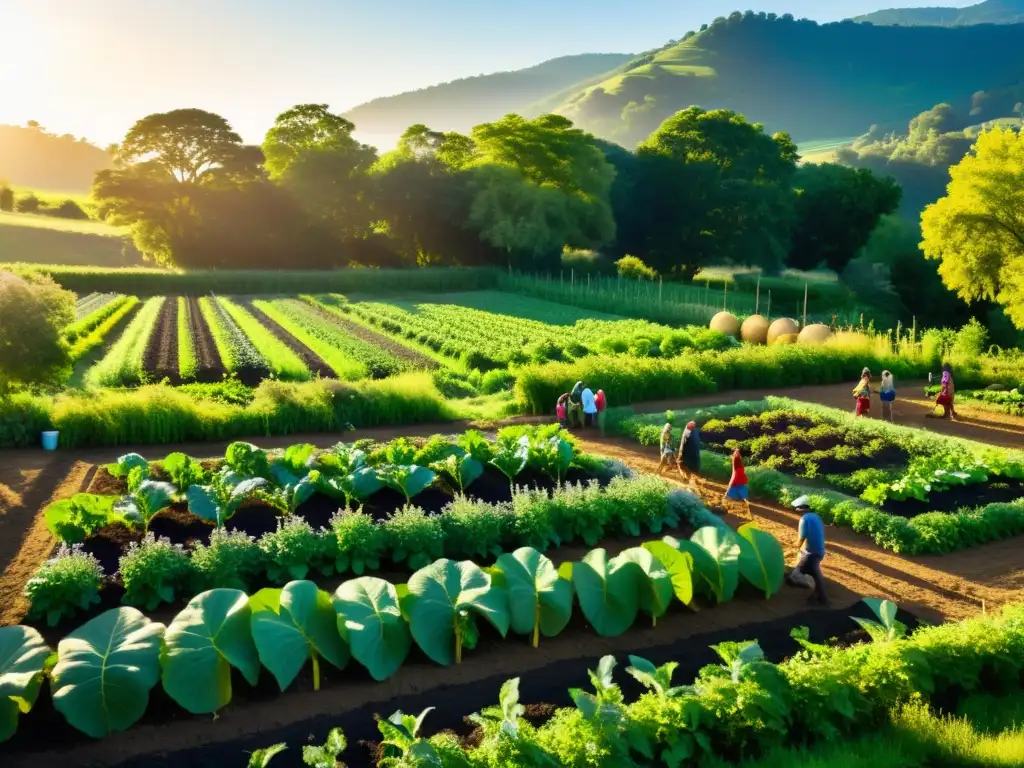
595;389;607;433
723;447;751;520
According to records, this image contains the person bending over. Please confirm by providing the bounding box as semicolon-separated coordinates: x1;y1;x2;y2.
786;496;829;606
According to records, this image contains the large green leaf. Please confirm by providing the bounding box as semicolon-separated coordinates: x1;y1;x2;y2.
44;494;117;543
736;522;785;599
571;548;640;637
0;625;50;743
494;547;573;646
160;589;261;714
405;559;509;665
250;580;349;691
663;535;720;600
381;465;436;501
689;527;741;603
332;577;411;681
51;607;165;738
642;541;696;606
108;453;149;478
615;547;674;625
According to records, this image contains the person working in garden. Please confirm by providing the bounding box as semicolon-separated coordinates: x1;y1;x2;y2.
931;365;959;421
556;393;569;427
568;381;584;427
786;496;829;606
581;385;598;427
595;389;607;433
657;423;676;475
677;420;702;490
852;368;872;417
880;370;896;423
723;447;751;519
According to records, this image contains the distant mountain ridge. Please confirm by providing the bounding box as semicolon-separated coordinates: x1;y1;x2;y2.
342;53;633;137
853;0;1024;26
0;123;111;193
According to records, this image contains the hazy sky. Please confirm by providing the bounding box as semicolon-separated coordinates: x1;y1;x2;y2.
1;0;978;147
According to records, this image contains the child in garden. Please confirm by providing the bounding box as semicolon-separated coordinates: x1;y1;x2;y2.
880;370;896;423
556;394;568;427
595;389;607;433
657;423;675;475
853;368;872;417
723;447;751;520
568;381;584;427
933;365;959;421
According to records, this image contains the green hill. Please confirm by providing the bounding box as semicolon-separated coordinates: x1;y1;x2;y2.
343;53;633;136
852;0;1024;26
555;12;1024;145
0;123;112;193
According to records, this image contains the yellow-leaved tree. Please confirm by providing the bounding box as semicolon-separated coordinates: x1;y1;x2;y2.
921;127;1024;327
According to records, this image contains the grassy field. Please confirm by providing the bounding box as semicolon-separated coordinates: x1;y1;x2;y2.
0;212;141;266
371;289;624;325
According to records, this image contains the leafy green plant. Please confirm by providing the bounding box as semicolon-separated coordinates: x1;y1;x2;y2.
315;466;382;511
119;534;196;610
332;577;411;682
248;744;287;768
493;547;573;647
190;528;266;591
260;517;336;583
403;558;509;665
330;509;385;575
116;480;177;532
518;433;574;485
567;549;640;638
261;473;318;516
736;522;785;599
0;625;50;743
625;654;693;700
50;607;165;738
684;526;741;603
24;544;103;627
44;493;118;544
383;505;444;570
160;588;261;714
431;453;484;495
162;452;208;492
314;442;368;476
188;476;268;528
438;496;508;560
852;597;907;642
302;727;348;768
379;464;436;505
377;708;441;768
107;452;149;481
569;654;625;719
270;443;317;487
383;437;417;466
615;547;673;627
489;438;529;491
467;677;558;766
641;541;696;607
225;441;272;481
250;580;349;691
458;429;494;464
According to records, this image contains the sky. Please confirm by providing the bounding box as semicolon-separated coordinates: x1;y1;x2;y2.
1;0;979;148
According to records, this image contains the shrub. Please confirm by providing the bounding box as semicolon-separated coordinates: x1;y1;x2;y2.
0;186;13;212
119;534;195;610
15;193;41;213
616;255;657;281
480;369;516;394
0;270;75;394
381;505;444;570
259;517;336;583
49;199;89;220
330;510;386;575
24;544;103;626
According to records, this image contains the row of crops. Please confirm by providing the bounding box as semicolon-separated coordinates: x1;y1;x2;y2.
67;290;737;390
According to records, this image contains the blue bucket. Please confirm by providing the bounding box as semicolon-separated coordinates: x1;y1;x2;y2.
41;431;59;451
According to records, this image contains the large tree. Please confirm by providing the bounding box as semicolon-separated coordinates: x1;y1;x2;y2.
789;164;902;272
921;127;1024;327
466;114;615;269
626;107;798;277
0;271;74;395
262;104;378;240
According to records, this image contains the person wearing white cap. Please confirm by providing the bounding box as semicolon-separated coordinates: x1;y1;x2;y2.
786;495;829;606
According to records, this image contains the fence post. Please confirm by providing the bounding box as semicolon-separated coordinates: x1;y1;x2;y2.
802;282;808;328
659;276;663;306
571;269;575;294
723;282;728;311
755;274;761;315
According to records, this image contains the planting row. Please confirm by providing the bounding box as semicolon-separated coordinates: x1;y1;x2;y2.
319;293;733;372
615;397;1024;554
71;292;120;321
5;519;786;742
240;601;1024;768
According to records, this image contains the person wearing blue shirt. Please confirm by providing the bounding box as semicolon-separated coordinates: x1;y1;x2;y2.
787;496;829;606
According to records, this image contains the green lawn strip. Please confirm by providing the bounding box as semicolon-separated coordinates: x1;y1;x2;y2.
217;297;309;381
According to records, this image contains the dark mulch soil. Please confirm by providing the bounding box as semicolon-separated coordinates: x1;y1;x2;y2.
883;479;1024;518
6;603;923;768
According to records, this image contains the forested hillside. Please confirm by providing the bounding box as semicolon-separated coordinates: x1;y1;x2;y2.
556;12;1024;145
342;53;632;137
853;0;1024;26
0;123;112;192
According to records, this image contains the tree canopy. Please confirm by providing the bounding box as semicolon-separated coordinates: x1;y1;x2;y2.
921;127;1024;327
0;271;74;395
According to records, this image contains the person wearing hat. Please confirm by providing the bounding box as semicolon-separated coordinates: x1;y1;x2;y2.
676;420;702;489
786;495;829;606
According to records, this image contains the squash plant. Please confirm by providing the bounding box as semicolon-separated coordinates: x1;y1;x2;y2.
493;547;573;647
0;625;50;743
378;464;436;505
402;559;509;665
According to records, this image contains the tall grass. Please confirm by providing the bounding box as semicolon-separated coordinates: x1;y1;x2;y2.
177;297;197;381
45;373;452;448
84;297;163;388
3;264;499;296
0;392;52;449
217;297;309;381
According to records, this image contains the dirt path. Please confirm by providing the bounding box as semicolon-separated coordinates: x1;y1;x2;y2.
143;296;178;383
186;296;223;383
573;434;1024;623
